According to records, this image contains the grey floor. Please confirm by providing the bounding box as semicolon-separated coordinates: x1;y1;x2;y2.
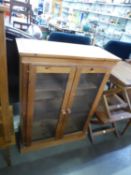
0;123;131;175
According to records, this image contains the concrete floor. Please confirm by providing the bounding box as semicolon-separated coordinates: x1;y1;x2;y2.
0;125;131;175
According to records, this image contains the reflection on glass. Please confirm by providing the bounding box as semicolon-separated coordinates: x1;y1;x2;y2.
32;73;68;141
64;73;104;134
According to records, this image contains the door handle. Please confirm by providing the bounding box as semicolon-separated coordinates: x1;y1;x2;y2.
67;108;71;114
62;109;66;115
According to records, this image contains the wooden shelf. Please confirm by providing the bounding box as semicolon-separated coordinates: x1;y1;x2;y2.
36;76;67;92
76;89;96;96
71;96;93;113
35;85;97;112
64;112;87;134
35;91;64;101
34;111;60;119
35;87;64;92
32;118;58;141
78;82;97;90
96;108;131;124
34;99;63;114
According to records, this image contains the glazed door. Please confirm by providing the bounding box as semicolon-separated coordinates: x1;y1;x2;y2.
59;67;110;137
25;64;75;145
0;100;3;140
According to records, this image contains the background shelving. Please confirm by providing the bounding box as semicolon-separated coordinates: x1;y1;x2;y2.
62;0;131;46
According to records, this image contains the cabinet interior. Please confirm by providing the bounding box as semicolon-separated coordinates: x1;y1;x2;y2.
32;73;69;141
32;71;104;140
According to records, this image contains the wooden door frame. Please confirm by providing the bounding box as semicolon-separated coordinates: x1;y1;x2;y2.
23;64;76;146
83;71;111;133
62;66;110;137
21;64;111;152
0;12;11;142
20;63;29;144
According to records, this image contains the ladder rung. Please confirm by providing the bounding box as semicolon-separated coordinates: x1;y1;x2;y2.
109;103;128;111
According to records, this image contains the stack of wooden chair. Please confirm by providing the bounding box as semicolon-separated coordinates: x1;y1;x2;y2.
9;0;32;31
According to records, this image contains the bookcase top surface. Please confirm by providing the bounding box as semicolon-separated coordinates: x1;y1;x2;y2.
16;39;120;62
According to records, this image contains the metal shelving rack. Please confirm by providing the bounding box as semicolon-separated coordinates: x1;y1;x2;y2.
62;0;131;46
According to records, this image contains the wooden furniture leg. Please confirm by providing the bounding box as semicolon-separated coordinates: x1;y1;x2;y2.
88;124;94;143
88;122;118;143
88;86;131;141
121;119;131;135
112;122;120;137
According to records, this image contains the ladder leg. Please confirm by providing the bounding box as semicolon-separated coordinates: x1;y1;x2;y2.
88;124;94;143
121;120;131;135
112;122;120;137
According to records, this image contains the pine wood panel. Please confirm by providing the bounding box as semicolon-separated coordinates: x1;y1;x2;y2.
111;61;131;87
24;65;76;145
21;131;85;153
0;6;13;145
17;39;119;152
25;65;36;146
20;63;29;144
16;39;120;61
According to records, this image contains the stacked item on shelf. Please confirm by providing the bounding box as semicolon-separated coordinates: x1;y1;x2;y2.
62;0;131;46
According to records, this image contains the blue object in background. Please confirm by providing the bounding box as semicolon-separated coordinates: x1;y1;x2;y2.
83;23;91;32
80;12;84;24
0;0;3;4
38;1;44;15
48;32;91;45
104;40;131;61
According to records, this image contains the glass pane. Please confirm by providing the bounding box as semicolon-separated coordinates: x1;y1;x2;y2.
0;125;3;138
0;100;3;138
0;99;1;124
64;73;104;134
32;73;68;141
